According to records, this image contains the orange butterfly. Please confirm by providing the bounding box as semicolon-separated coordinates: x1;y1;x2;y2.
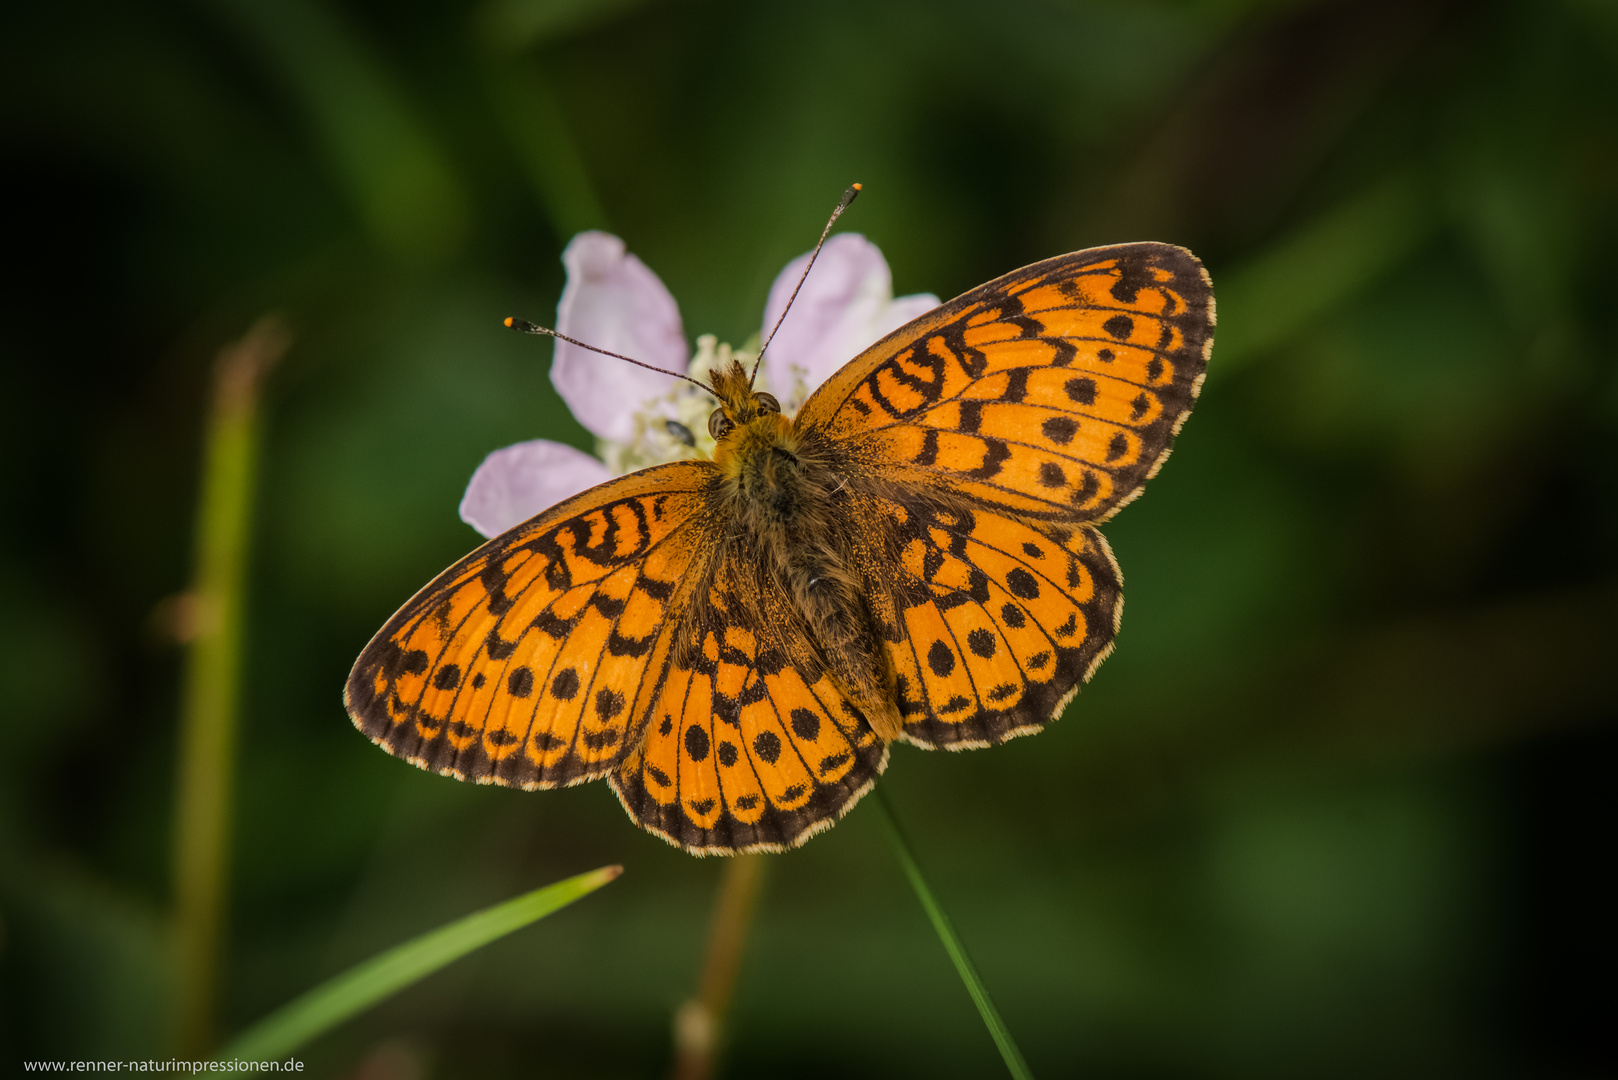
346;234;1214;854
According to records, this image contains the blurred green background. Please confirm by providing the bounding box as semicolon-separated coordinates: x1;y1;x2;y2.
2;0;1615;1075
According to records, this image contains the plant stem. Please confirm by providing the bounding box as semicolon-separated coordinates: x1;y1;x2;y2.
669;853;767;1080
874;786;1035;1080
171;316;290;1055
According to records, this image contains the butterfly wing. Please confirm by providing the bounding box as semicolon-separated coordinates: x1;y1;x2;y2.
348;459;887;853
797;243;1213;748
345;462;720;789
845;491;1123;748
797;242;1214;525
611;559;887;854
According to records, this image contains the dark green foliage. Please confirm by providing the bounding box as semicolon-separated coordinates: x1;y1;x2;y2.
1;0;1613;1074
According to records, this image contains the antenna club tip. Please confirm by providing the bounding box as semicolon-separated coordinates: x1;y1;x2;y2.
503;316;515;328
852;182;862;191
838;183;862;210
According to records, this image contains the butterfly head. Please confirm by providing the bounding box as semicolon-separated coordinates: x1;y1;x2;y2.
705;358;789;456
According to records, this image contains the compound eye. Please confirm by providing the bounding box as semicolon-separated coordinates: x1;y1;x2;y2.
753;391;781;414
708;408;733;440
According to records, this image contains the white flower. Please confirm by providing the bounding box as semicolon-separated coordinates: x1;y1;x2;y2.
458;231;939;539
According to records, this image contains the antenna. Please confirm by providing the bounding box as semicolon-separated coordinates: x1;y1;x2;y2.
749;182;862;386
503;317;712;394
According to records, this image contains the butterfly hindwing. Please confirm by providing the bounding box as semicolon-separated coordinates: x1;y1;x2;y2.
345;463;717;789
867;496;1123;747
612;565;887;853
799;242;1214;525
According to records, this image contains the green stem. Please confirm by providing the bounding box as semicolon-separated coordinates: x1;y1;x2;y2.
874;787;1035;1080
171;316;290;1055
669;853;767;1080
219;865;623;1060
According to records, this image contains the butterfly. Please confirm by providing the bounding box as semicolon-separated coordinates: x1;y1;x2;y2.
346;239;1214;854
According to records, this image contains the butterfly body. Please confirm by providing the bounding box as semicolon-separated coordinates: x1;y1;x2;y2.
348;243;1214;854
698;359;904;741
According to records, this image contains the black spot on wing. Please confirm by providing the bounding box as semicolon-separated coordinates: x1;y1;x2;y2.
1006;568;1040;600
967;628;997;658
485;630;517;661
595;687;625;721
1065;378;1096;406
551;668;579;700
1041;416;1077;445
790;708;821;741
507;667;534;698
685;724;710;761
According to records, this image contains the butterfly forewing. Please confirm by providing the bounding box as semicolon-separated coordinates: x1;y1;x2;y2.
346;463;717;788
799;242;1214;525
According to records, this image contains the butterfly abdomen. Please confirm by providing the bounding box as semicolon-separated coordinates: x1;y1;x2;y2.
710;416;903;742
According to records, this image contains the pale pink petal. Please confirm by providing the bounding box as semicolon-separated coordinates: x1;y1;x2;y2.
873;291;942;340
551;232;687;442
758;233;939;396
458;439;613;539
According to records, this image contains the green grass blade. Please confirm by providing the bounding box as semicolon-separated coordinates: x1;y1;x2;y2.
874;789;1035;1080
219;865;623;1060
